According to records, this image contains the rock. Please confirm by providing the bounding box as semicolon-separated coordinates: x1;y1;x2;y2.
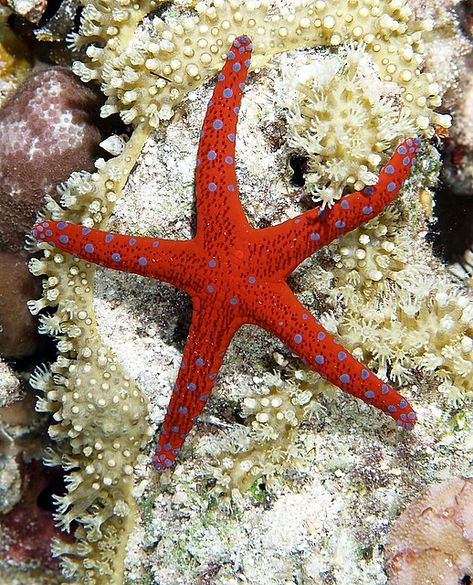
386;478;473;585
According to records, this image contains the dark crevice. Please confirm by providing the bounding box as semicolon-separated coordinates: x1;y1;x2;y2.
289;155;308;187
427;185;473;264
171;295;193;348
461;576;471;585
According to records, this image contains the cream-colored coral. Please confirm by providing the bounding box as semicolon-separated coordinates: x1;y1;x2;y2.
71;0;450;133
329;208;409;289
279;45;417;205
385;478;473;585
409;0;472;99
325;204;473;403
28;126;153;585
204;359;332;496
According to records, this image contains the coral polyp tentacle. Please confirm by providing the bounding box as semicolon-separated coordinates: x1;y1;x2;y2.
33;35;419;473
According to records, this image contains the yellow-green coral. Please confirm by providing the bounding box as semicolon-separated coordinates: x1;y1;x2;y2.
326;203;473;403
72;0;450;132
28;127;153;585
205;362;331;496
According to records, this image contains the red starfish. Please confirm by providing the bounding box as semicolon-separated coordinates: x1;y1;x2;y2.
33;35;420;471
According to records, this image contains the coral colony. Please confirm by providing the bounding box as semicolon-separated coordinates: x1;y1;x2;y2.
33;35;419;470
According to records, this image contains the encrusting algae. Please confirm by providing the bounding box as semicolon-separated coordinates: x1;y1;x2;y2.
21;0;471;583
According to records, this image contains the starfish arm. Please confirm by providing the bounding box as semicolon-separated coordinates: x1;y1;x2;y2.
153;296;241;470
260;138;421;277
252;283;417;429
195;34;253;238
32;220;192;288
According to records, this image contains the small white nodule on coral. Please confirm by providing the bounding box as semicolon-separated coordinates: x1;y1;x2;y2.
279;45;416;206
386;478;473;585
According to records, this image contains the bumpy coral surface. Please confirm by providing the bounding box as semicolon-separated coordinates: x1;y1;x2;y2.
72;0;449;133
0;67;101;252
207;362;329;496
385;478;473;585
28;127;153;585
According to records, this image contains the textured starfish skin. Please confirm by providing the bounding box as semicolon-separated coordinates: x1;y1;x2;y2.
33;35;420;471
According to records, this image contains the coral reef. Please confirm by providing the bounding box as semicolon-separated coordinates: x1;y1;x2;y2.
28;126;153;585
279;45;417;205
327;208;473;406
409;0;472;98
72;0;450;133
33;40;421;474
385;478;473;585
205;360;330;496
89;40;471;581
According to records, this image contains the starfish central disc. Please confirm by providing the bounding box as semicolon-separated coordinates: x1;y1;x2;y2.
33;34;420;472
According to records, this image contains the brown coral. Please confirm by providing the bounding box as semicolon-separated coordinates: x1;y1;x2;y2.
0;251;41;357
0;67;102;252
0;461;72;570
385;478;473;585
